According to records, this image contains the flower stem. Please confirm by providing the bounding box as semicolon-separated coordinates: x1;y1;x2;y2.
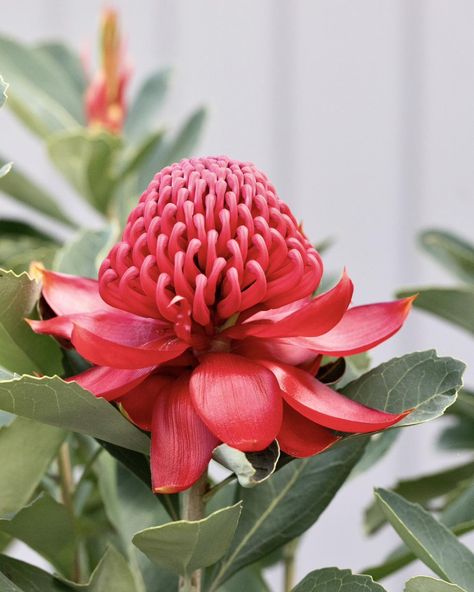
283;539;299;592
58;441;81;582
202;474;235;503
178;473;208;592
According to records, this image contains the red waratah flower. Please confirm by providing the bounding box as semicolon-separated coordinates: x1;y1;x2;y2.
28;156;414;493
85;8;129;134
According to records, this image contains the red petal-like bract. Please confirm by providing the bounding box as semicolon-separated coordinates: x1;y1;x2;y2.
190;353;283;451
225;271;353;339
34;267;113;316
119;375;173;430
69;365;155;401
68;311;189;368
235;336;317;366
278;402;340;457
151;375;219;493
286;297;415;356
261;360;408;433
27;316;75;341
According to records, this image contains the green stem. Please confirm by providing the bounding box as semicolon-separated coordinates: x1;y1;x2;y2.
283;539;299;592
202;474;235;503
178;473;208;592
58;441;81;582
74;446;103;498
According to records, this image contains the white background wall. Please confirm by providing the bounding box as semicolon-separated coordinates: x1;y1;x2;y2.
1;2;473;591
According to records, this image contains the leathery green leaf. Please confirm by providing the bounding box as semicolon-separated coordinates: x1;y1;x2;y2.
364;460;474;534
420;229;474;283
0;36;82;137
0;156;73;227
374;489;474;591
47;130;121;214
0;270;63;375
291;567;387;591
341;350;465;426
0;417;65;518
397;287;474;334
209;437;367;589
0;554;74;591
0;494;75;576
405;576;467;592
0;375;150;454
133;502;242;577
213;441;280;487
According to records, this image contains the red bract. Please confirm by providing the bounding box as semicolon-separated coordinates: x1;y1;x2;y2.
29;156;414;493
85;8;129;133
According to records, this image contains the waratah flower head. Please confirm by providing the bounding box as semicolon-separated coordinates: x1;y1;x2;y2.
99;156;323;337
28;155;414;494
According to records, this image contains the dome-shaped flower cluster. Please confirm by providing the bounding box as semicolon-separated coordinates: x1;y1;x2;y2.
29;156;413;493
99;157;322;338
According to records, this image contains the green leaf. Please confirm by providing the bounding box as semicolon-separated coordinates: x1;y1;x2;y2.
0;494;75;575
0;157;74;227
96;454;168;549
0;571;23;592
0;375;150;453
340;350;465;426
441;481;474;530
351;430;400;477
448;389;474;420
0;270;63;375
133;502;242;577
0;222;59;273
0;78;10;178
291;567;387;591
365;460;474;534
47;130;122;214
213;441;280;488
374;488;474;591
0;550;139;592
0;75;7;109
55;226;116;277
35;42;86;99
209;437;367;590
118;130;165;181
0;554;73;591
420;229;474;283
73;546;139;592
0;162;12;179
0;417;65;518
405;576;468;592
94;456;178;590
124;69;171;142
0;36;83;137
364;481;474;581
0;220;57;242
137;107;207;191
219;566;270;592
0;238;56;274
439;417;474;451
397;288;474;334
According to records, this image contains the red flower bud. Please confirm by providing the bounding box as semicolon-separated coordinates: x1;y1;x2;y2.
85;8;129;133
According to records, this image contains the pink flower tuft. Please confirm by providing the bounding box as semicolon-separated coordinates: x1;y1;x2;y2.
99;156;323;335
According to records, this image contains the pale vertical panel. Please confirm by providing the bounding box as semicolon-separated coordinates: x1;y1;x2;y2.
169;0;276;176
283;4;409;588
406;0;474;372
